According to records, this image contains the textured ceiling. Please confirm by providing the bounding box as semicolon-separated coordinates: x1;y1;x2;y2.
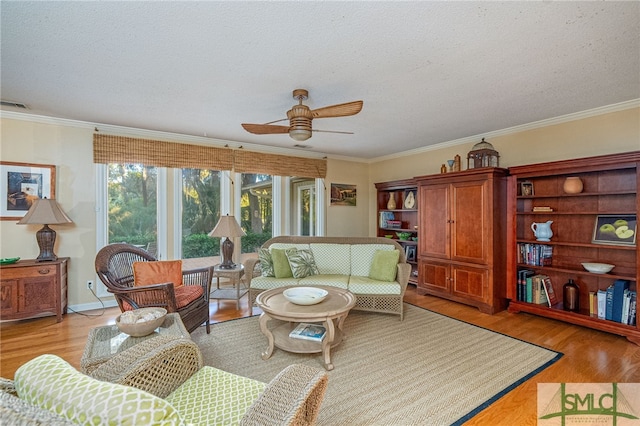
1;1;639;160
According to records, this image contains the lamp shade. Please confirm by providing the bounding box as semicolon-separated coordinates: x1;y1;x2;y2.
208;215;246;238
17;198;73;225
17;198;72;262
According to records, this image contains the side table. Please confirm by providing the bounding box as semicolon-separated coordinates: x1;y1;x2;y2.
210;264;247;309
80;312;189;374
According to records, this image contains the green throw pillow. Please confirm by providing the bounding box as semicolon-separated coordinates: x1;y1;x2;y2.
285;248;320;278
368;249;400;282
271;248;293;278
258;248;275;277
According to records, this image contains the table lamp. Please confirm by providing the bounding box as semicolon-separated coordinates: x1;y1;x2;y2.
208;214;246;269
17;197;73;262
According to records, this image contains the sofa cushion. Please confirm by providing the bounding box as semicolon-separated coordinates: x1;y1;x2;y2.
258;248;274;277
166;366;266;426
350;244;396;276
250;276;300;290
133;260;183;288
14;354;183;425
368;249;400;282
285;248;320;278
298;274;349;289
309;244;351;275
349;276;402;294
271;249;294;278
123;284;203;311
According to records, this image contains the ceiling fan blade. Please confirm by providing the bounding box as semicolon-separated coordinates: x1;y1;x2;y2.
311;100;363;118
312;129;354;135
242;123;289;135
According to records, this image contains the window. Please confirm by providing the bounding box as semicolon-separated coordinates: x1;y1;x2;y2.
106;163;158;251
239;173;273;254
291;178;316;236
181;168;221;258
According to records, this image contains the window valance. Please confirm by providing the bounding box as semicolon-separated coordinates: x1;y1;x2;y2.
93;134;327;178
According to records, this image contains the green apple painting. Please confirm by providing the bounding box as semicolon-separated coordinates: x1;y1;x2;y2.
593;215;637;246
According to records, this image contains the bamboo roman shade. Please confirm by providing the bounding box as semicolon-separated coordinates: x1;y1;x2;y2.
93;134;233;170
233;150;326;178
93;134;327;178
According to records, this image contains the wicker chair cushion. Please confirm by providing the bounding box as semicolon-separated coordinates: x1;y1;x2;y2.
257;248;274;277
133;260;183;288
348;276;402;294
271;249;293;279
122;285;203;311
350;244;395;276
165;366;266;426
285;248;319;278
14;355;183;425
309;244;352;275
368;249;400;282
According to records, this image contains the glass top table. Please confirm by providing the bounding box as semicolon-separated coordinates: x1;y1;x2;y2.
80;312;188;373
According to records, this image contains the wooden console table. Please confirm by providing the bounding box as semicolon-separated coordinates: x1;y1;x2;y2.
0;257;69;322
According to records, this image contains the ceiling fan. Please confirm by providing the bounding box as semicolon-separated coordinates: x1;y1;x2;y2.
241;89;363;142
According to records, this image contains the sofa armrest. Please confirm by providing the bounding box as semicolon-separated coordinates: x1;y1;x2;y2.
396;262;411;292
90;335;203;398
240;364;328;426
1;380;74;425
243;257;261;287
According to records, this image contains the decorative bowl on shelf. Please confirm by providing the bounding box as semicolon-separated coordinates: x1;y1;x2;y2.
0;257;20;265
384;234;393;238
283;287;328;305
116;307;167;337
581;262;615;274
396;232;412;240
411;237;418;242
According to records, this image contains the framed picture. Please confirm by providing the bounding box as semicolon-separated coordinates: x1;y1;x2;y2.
405;245;416;262
403;190;416;209
520;181;534;196
592;215;636;246
1;161;55;220
330;183;357;206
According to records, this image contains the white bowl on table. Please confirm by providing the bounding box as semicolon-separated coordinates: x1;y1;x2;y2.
116;307;167;337
581;263;615;274
283;287;329;305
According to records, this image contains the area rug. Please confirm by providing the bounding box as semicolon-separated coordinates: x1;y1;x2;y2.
191;304;562;425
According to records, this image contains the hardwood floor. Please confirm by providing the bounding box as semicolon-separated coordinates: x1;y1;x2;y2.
2;285;639;425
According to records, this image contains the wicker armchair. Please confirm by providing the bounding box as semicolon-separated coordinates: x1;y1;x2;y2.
95;243;212;333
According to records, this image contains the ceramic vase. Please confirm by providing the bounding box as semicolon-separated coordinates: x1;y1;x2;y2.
563;177;583;194
387;192;397;210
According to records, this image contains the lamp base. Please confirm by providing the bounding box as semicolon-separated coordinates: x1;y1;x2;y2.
36;224;58;262
219;237;236;269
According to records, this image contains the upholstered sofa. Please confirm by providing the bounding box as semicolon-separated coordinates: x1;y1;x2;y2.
245;236;411;320
0;335;328;425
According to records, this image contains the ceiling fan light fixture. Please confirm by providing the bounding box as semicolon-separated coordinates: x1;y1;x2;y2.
289;128;312;141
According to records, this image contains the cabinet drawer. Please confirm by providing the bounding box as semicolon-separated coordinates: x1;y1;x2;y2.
1;265;57;279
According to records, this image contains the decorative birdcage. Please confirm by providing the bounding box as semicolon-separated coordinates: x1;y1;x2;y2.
467;138;499;169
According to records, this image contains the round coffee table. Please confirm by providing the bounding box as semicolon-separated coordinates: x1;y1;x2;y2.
255;286;356;370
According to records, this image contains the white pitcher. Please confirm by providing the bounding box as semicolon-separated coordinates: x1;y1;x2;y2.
531;221;553;242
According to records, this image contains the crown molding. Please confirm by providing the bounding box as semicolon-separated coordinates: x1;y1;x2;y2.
369;99;640;163
0;110;329;160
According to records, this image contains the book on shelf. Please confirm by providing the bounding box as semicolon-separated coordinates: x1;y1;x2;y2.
605;285;614;321
597;289;607;320
611;280;630;323
541;275;558;307
517;243;553;266
289;323;327;342
589;291;597;317
628;292;637;326
621;289;631;325
532;206;554;212
517;269;535;302
531;275;548;305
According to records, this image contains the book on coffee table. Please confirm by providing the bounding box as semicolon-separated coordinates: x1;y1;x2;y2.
289;323;327;342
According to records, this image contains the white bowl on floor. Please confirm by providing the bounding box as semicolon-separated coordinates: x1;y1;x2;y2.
283;287;329;305
581;262;615;274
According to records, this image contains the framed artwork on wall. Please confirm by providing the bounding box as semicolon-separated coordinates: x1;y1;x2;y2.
330;183;357;206
0;161;55;220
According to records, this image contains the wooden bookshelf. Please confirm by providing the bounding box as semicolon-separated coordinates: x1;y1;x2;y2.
506;151;640;345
